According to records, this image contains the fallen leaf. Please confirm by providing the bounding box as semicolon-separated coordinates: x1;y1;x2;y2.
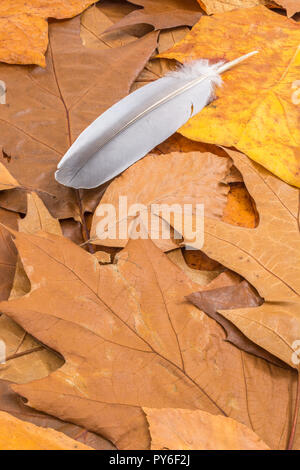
0;208;18;301
107;0;202;32
0;409;92;450
0;16;158;219
0;232;298;449
171;149;300;368
0;161;19;191
196;0;272;14
0;379;115;450
90;151;231;249
167;249;222;285
160;6;300;188
277;1;300;17
187;281;289;369
222;183;259;228
0;0;96;66
144;407;270;450
0;193;64;383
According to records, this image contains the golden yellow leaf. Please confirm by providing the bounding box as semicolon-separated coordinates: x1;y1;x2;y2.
144;407;270;450
0;410;92;450
160;6;300;188
0;0;96;66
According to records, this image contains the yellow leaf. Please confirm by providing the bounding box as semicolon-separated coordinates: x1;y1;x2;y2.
0;410;92;450
160;6;300;188
0;0;96;66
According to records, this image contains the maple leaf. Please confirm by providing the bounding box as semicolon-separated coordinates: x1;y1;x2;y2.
0;232;298;449
160;6;300;188
106;0;202;32
0;409;92;450
90;151;231;250
0;379;115;449
173;149;300;370
144;407;270;450
0;16;158;218
0;0;96;66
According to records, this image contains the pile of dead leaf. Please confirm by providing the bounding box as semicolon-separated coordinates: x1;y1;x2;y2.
0;0;299;451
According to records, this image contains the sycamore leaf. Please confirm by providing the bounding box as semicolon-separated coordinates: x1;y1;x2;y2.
196;0;273;14
106;0;202;32
0;16;158;218
160;6;300;188
171;149;300;368
90;151;231;250
0;0;96;66
0;409;92;450
277;1;300;17
144;407;270;450
0;232;298;449
0;379;115;450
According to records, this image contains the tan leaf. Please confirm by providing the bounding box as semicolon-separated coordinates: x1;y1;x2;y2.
277;1;300;17
0;162;19;191
171;149;300;369
107;0;202;32
0;208;18;301
144;407;270;450
0;16;158;218
0;379;115;450
0;410;92;450
0;232;298;449
197;0;272;14
90;151;231;250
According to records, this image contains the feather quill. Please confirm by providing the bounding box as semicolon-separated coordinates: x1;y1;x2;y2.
55;51;258;189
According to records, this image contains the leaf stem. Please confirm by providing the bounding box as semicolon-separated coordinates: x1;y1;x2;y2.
75;189;94;254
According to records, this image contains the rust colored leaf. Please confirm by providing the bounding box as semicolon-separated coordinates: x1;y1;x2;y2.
144;407;270;450
0;0;96;66
223;183;259;229
0;16;158;219
0;379;115;450
90;151;231;250
171;149;300;369
160;6;300;187
107;0;202;32
0;409;92;450
0;232;298;449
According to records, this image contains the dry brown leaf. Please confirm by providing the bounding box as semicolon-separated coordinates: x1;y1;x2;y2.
167;249;221;285
0;232;298;449
222;183;259;229
107;0;202;32
0;16;158;218
0;161;19;191
0;208;18;301
0;0;96;66
171;149;300;369
0;409;92;450
144;407;270;450
0;379;115;450
90;151;231;250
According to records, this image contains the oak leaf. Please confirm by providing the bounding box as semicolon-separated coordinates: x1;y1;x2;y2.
107;0;202;33
0;409;92;450
160;6;300;187
144;407;270;450
172;149;300;369
0;232;298;449
0;0;96;66
0;16;158;218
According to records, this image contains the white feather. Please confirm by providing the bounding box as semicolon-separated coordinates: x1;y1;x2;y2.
55;52;258;189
